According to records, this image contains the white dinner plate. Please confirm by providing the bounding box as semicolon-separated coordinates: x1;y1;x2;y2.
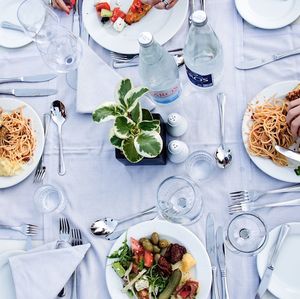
0;250;25;299
82;0;188;54
0;98;44;188
0;0;32;48
235;0;300;29
106;220;212;299
242;80;300;183
257;223;300;299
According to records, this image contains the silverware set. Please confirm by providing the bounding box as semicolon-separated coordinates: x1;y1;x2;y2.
57;218;83;299
206;214;230;299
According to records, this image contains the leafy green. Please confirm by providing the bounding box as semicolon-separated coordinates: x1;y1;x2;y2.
295;166;300;176
108;237;132;269
146;264;169;296
116;78;132;107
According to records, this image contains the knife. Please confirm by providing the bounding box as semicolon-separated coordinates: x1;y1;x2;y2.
255;224;290;299
0;88;57;97
0;21;24;33
0;74;56;84
72;0;80;37
275;145;300;163
216;227;230;299
206;213;220;299
235;48;300;70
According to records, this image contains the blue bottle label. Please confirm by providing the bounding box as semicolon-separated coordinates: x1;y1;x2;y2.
151;84;181;104
186;66;213;88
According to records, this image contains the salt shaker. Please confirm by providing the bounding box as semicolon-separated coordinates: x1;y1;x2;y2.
168;140;189;164
166;113;188;137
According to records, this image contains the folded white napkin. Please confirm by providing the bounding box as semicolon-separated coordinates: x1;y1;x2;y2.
76;41;122;113
9;241;90;299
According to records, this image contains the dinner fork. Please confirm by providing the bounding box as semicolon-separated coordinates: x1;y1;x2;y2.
228;197;300;214
229;184;300;202
71;229;83;299
0;223;38;236
34;113;50;183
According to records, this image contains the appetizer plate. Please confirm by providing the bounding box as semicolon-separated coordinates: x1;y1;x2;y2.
0;98;44;188
242;80;300;183
82;0;188;54
235;0;300;29
0;250;25;299
106;219;212;299
257;223;300;299
0;0;32;48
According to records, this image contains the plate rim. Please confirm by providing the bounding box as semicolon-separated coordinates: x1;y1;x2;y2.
0;98;44;188
257;222;300;299
235;0;300;29
82;0;189;54
242;80;300;183
105;219;212;299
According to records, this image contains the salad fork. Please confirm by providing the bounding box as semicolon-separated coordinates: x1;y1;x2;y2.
229;184;300;202
229;197;300;214
0;223;38;236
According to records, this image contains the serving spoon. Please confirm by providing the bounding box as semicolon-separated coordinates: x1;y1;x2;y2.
90;206;156;237
50;100;66;176
215;93;232;168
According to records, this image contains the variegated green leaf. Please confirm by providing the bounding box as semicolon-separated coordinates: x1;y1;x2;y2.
142;109;153;121
114;116;135;139
134;131;163;158
131;102;142;124
122;137;143;163
138;120;160;132
124;87;149;112
109;128;123;150
116;79;132;107
92;102;119;123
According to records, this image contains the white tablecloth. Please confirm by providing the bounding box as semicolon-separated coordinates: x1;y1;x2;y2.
1;0;300;298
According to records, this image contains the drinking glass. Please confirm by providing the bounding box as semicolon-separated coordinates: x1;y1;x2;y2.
34;184;66;214
17;0;59;43
157;176;203;225
225;213;268;255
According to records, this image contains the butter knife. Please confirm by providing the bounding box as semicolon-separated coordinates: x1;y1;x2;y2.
235;48;300;70
216;227;229;299
206;214;220;299
255;224;290;299
0;74;56;84
72;0;80;36
275;145;300;163
0;88;57;97
0;21;23;32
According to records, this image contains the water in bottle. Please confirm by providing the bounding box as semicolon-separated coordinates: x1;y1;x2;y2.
138;32;181;104
184;10;224;89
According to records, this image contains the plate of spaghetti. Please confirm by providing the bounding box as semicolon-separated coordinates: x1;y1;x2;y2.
0;98;44;188
242;80;300;183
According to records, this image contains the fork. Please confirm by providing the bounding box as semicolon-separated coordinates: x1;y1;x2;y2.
229;184;300;202
33;113;50;183
71;229;83;299
0;223;38;236
229;197;300;214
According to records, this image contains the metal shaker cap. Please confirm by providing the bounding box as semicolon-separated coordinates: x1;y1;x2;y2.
138;32;153;47
191;10;207;26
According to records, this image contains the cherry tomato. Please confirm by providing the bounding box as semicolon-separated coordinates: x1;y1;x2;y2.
130;238;144;254
144;250;153;268
95;2;111;12
111;7;126;22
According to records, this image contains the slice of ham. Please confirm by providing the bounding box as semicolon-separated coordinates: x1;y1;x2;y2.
175;280;199;299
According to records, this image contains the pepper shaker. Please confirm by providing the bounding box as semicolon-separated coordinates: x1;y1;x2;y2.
166;113;188;137
168;140;189;164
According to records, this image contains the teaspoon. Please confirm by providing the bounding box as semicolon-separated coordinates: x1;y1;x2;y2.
50;100;66;176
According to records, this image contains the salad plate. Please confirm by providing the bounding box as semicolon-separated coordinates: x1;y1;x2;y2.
82;0;188;54
106;219;212;299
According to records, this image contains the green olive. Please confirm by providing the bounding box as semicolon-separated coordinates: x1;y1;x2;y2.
139;237;148;244
154;253;161;263
158;239;170;249
160;247;167;256
142;239;154;252
150;232;159;245
153;245;161;253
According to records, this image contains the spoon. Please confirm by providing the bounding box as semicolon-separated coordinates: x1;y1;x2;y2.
50;100;66;176
215;93;232;168
90;206;157;236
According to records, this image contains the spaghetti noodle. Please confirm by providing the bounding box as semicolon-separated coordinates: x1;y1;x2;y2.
0;107;36;176
247;98;295;167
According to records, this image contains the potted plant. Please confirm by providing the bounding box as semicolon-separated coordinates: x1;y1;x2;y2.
92;79;167;165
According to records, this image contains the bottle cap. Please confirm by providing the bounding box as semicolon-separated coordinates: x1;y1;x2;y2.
191;10;207;26
138;32;153;47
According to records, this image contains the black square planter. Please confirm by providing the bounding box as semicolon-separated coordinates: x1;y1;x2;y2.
115;113;167;166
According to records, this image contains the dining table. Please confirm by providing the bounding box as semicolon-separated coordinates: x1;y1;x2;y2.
1;0;300;298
